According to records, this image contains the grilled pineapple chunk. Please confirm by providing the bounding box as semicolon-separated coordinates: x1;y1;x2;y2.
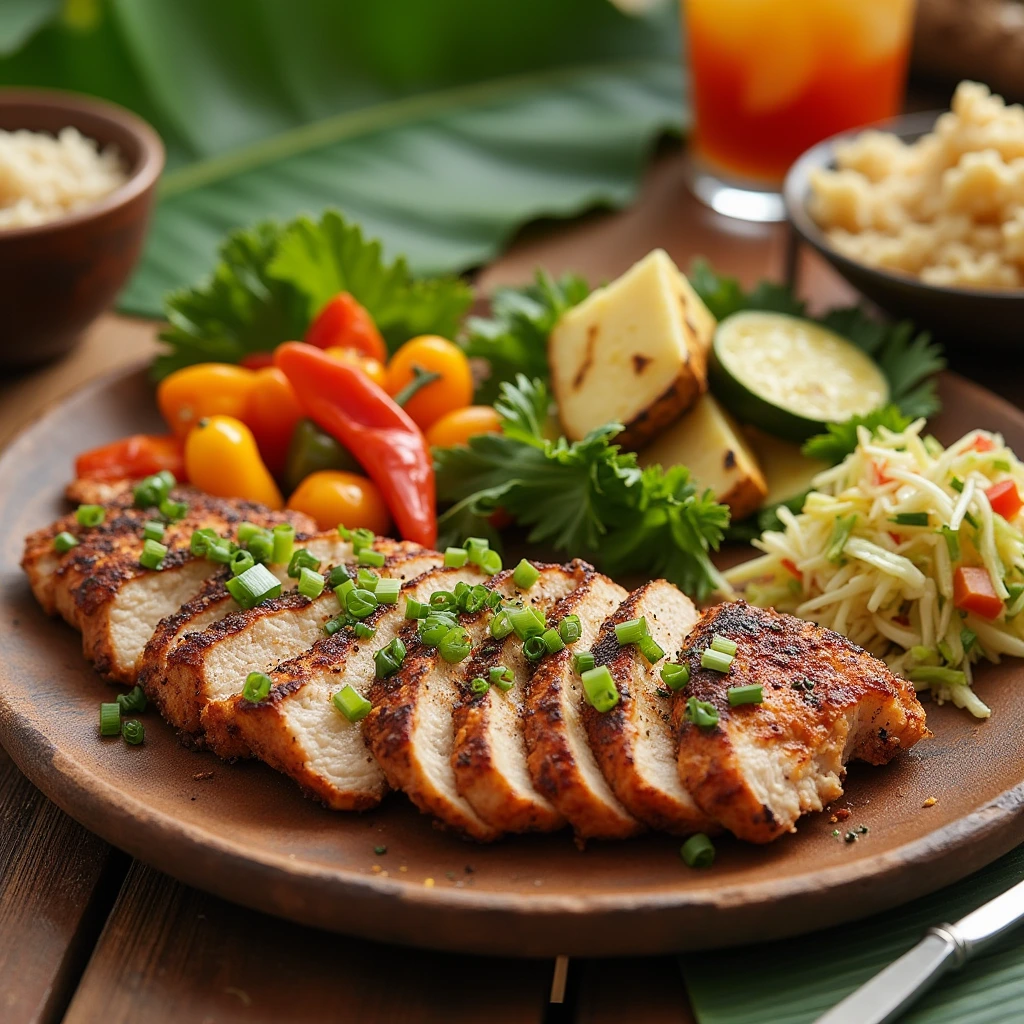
549;249;714;448
639;393;767;521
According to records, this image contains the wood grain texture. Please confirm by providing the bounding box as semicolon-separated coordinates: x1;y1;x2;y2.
0;744;124;1024
575;957;696;1024
65;862;550;1024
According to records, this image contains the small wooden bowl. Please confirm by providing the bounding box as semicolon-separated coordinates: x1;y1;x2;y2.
0;89;164;368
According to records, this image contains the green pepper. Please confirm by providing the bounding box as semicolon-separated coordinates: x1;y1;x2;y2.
284;419;360;494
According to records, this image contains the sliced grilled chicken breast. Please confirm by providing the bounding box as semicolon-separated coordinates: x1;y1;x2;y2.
524;571;643;840
583;580;714;835
674;601;930;843
451;561;589;833
222;563;477;811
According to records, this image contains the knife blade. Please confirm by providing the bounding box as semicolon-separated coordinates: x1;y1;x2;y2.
814;874;1024;1024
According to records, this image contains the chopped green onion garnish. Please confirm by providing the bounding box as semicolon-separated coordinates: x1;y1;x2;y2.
890;512;929;527
826;514;857;563
190;527;218;557
121;719;145;745
76;504;105;527
512;559;540;589
573;651;596;675
272;523;295;564
950;476;965;493
140;538;168;571
375;578;401;604
470;677;489;694
430;590;458;614
419;616;454;647
242;671;273;702
230;549;256;577
680;833;715;869
727;684;763;706
438;626;473;663
909;666;967;686
297;567;326;599
489;609;514;640
479;549;503;575
486;590;503;610
685;696;719;729
246;531;274;564
328;565;351;588
333;684;372;723
354;621;376;639
465;537;489;565
489;665;514;691
964;510;979;530
99;702;121;736
710;634;737;656
159;497;188;522
237;522;264;544
638;635;665;664
994;459;1012;471
358;547;385;568
661;662;690;691
937;640;955;665
541;628;565;654
345;587;378;619
117;685;148;714
509;606;544;641
133;471;175;509
910;645;939;666
226;563;283;609
357;567;380;591
961;627;977;653
455;582;489;614
614;618;647;646
373;637;407;678
581;665;619;712
324;617;345;637
405;598;429;620
940;525;960;561
53;531;79;553
206;540;236;565
701;648;734;673
143;520;165;542
444;546;469;568
335;577;356;603
558;614;582;644
340;526;375;553
288;548;321;578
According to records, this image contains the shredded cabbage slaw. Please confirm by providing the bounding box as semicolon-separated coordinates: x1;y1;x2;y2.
723;421;1024;718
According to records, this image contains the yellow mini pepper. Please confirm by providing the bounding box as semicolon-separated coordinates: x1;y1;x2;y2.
184;415;283;509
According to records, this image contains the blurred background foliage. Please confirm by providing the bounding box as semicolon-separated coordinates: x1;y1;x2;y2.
0;0;686;314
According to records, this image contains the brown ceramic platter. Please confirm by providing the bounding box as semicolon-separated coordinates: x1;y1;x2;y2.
1;367;1023;957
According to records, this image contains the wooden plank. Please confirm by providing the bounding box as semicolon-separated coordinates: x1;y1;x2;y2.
65;863;551;1024
574;957;696;1024
0;744;123;1024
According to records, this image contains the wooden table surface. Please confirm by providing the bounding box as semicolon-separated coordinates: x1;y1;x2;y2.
1;142;1020;1024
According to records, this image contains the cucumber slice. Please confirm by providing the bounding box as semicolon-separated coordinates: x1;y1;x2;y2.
709;311;889;442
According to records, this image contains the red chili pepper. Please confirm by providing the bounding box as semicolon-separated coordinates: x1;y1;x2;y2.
781;558;801;578
953;566;1003;620
275;342;436;547
986;479;1023;520
75;434;186;482
304;294;388;364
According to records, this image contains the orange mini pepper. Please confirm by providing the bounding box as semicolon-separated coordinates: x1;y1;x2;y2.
245;367;304;478
157;363;256;438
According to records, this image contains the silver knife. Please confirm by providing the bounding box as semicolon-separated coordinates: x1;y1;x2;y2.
815;874;1024;1024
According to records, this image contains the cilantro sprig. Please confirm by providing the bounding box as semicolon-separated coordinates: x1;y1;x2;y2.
434;376;730;599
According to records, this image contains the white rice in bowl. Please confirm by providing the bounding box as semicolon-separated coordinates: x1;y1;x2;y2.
0;126;128;229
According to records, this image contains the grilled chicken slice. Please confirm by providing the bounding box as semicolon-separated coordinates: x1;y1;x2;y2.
451;562;589;833
524;571;643;840
583;580;715;835
673;601;929;843
162;540;430;754
223;563;478;811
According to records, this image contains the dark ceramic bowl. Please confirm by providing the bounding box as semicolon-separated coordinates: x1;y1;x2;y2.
784;110;1024;348
0;89;164;368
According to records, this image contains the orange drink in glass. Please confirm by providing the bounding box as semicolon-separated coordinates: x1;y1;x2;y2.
683;0;916;221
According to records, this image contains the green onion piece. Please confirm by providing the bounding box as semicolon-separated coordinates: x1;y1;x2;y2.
357;567;380;591
288;548;321;579
345;587;378;619
373;637;407;678
465;537;490;565
117;685;148;714
142;520;165;542
573;651;596;675
512;559;540;589
375;578;401;604
727;684;763;706
710;634;737;656
76;504;105;527
581;665;619;712
480;549;502;575
638;635;665;664
237;522;264;544
910;645;939;666
140;539;168;571
950;476;965;493
961;627;977;653
332;684;372;722
994;459;1012;471
133;472;174;509
661;662;690;691
206;540;237;565
680;833;715;869
190;527;218;557
335;577;356;603
489;609;514;640
940;525;961;561
159;497;188;522
357;547;385;568
328;565;351;588
242;671;273;702
354;621;376;639
964;510;979;530
121;720;145;745
230;549;256;577
53;531;79;553
430;591;458;614
438;626;472;663
557;614;582;644
324;617;345;637
99;702;121;736
444;546;469;568
226;563;283;609
485;590;503;610
297;567;326;599
246;532;274;564
405;598;429;620
890;512;929;527
419;617;453;647
342;526;374;552
459;584;490;614
701;648;734;673
541;628;565;654
489;665;514;691
685;696;719;729
909;666;967;686
826;514;857;562
614;618;648;646
272;523;295;564
470;677;489;695
937;640;955;665
509;606;544;641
